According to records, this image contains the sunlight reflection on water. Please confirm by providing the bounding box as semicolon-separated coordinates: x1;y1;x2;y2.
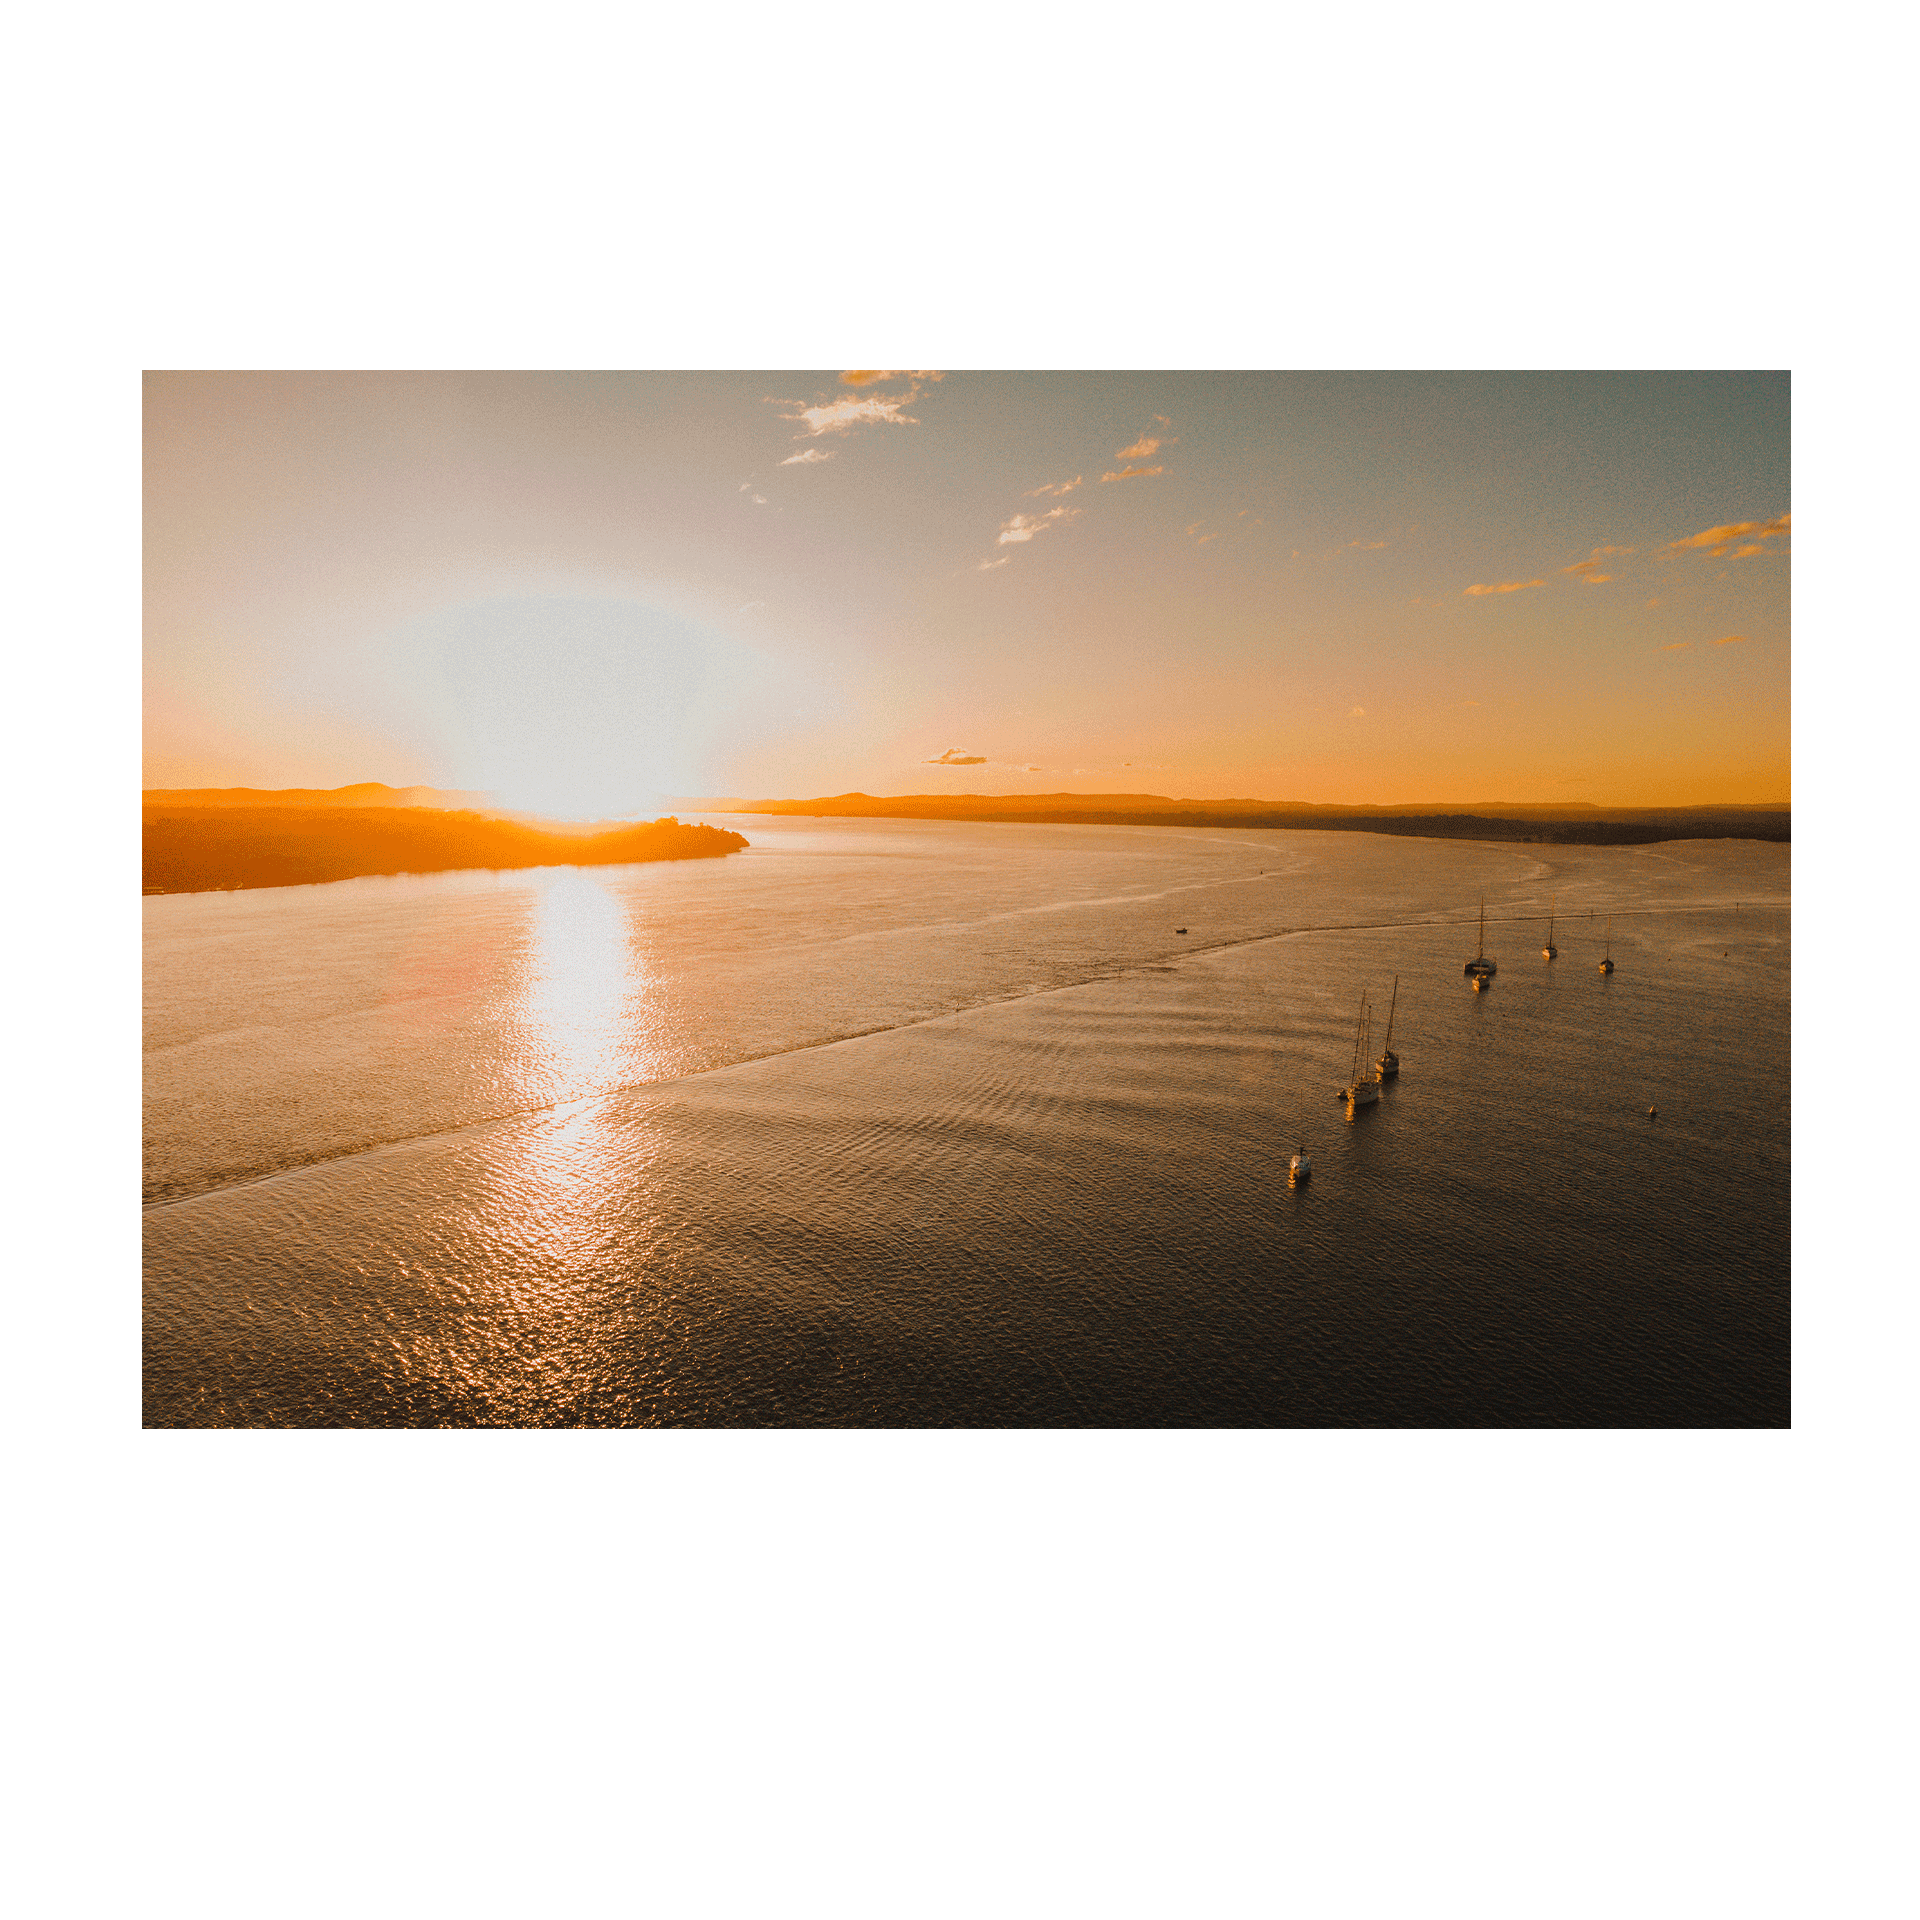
517;869;645;1099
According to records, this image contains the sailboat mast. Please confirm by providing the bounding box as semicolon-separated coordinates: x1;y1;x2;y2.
1382;976;1399;1052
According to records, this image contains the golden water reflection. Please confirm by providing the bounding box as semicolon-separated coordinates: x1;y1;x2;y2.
519;868;644;1099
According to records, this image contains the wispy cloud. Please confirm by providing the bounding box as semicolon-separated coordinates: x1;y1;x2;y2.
1464;579;1543;596
997;507;1078;545
779;393;920;436
926;748;987;765
841;370;944;387
1100;464;1164;483
738;483;768;505
978;556;1011;570
1563;545;1631;582
1349;538;1388;550
780;448;834;466
1116;435;1165;460
1667;513;1789;558
1026;476;1082;497
1348;706;1367;717
1716;634;1748;645
1186;522;1214;544
1664;641;1693;651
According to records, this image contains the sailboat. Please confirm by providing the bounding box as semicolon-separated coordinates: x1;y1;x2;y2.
1542;895;1558;960
1343;992;1381;1110
1288;1080;1310;1184
1598;914;1615;974
1464;896;1497;980
1375;974;1400;1078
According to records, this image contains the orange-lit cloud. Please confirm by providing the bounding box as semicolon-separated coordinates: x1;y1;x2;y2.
1100;464;1164;482
1464;579;1543;596
1026;477;1082;497
996;507;1078;545
926;747;987;764
1563;546;1631;582
1348;706;1367;717
781;394;920;435
1349;538;1388;550
978;556;1011;570
841;370;944;386
1716;634;1747;645
1664;641;1693;651
1668;513;1789;558
1116;435;1164;460
780;448;833;465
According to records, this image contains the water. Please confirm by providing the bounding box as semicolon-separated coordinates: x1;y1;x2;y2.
144;820;1790;1425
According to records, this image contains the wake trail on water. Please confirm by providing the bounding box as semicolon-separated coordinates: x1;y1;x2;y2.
142;897;1786;1213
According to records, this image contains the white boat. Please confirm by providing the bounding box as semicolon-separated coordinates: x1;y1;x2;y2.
1543;895;1558;960
1343;993;1381;1110
1464;896;1497;978
1375;974;1400;1078
1599;915;1615;974
1288;1082;1310;1184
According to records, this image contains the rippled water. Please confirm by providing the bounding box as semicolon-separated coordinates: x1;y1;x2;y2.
144;820;1790;1425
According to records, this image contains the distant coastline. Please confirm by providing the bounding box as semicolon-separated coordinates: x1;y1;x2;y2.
142;795;748;894
712;792;1790;847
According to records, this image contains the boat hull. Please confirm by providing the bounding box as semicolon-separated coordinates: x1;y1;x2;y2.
1344;1080;1380;1107
1376;1051;1398;1078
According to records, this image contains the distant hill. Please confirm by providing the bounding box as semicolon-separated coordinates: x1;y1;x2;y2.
715;792;1789;846
142;781;494;810
143;808;748;894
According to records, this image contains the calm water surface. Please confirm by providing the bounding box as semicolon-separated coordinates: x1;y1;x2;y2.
144;820;1790;1426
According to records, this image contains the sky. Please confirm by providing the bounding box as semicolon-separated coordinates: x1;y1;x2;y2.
144;371;1790;814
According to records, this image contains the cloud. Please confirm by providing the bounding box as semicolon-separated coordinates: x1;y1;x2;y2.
840;370;944;386
997;507;1078;545
1349;538;1388;550
1100;464;1165;482
1716;634;1747;645
736;484;769;505
1463;700;1480;707
1026;476;1082;497
1116;435;1164;460
1668;513;1789;558
1732;544;1764;557
977;557;1011;570
1571;546;1634;564
1349;706;1366;717
1664;641;1693;651
1464;579;1543;596
1025;766;1042;773
926;748;987;765
780;448;834;466
779;393;920;436
735;600;765;612
1582;574;1612;585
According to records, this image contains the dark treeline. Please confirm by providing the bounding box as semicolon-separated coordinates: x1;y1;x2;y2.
143;808;749;894
735;792;1789;846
